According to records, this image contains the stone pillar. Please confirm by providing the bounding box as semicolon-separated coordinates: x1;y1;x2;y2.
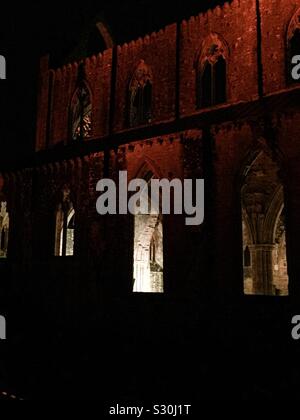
250;244;275;295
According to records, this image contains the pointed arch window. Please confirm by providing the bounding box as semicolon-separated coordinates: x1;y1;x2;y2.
197;34;228;108
70;82;92;141
287;9;300;84
55;189;75;257
133;173;164;294
241;152;289;296
129;60;153;128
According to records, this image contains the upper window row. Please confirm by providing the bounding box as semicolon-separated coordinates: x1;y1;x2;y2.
69;24;300;141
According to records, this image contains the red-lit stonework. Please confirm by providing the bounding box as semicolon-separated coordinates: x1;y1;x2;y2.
2;0;300;299
0;0;287;297
0;0;300;398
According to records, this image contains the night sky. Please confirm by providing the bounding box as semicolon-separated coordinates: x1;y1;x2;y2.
0;1;228;163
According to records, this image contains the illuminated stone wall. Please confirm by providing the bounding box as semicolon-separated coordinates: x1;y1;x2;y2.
2;0;300;308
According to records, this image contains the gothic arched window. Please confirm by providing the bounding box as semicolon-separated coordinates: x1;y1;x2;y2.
129;60;153;128
55;189;75;257
70;82;92;141
287;9;300;84
133;173;164;294
197;34;228;108
241;152;289;296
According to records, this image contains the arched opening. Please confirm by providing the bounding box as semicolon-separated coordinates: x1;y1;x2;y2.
55;189;75;257
287;9;300;84
133;174;164;293
197;33;228;108
129;60;153;128
241;152;289;296
70;82;92;141
0;201;9;259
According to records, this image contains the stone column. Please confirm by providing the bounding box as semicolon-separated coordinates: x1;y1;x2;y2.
250;244;275;295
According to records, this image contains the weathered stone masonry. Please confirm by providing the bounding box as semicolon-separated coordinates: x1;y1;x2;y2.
1;0;300;311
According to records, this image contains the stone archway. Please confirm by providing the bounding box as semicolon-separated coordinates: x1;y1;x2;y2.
132;170;164;293
241;151;289;296
133;213;163;293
